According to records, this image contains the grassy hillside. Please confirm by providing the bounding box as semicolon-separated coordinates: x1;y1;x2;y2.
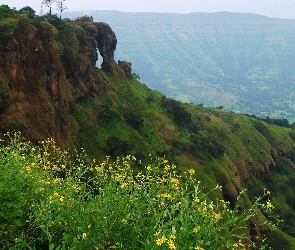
68;71;295;248
64;11;295;122
1;6;295;248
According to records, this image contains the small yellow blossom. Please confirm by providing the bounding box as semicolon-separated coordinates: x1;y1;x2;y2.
154;229;162;236
266;199;274;210
171;178;180;186
167;238;176;250
82;233;87;240
156;236;167;246
193;226;201;233
164;165;171;171
188;169;195;175
195;246;204;250
146;165;152;171
194;197;200;202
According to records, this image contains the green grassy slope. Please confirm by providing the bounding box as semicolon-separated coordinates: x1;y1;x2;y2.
68;65;295;248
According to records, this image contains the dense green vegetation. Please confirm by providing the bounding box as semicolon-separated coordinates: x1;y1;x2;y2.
64;11;295;122
0;132;278;249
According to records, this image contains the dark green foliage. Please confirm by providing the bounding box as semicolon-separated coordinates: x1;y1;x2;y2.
146;94;154;104
105;135;131;157
266;230;291;250
264;116;290;128
245;114;292;129
161;97;192;126
188;121;203;133
42;13;64;28
253;120;267;134
221;113;233;124
18;6;36;16
191;133;225;158
0;5;14;20
98;104;118;123
124;109;144;130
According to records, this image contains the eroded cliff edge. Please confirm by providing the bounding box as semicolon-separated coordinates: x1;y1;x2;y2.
0;15;123;144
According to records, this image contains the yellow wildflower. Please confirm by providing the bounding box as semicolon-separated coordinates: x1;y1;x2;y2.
193;226;201;233
194;197;200;202
188;169;195;175
164;165;171;171
156;236;167;246
167;238;176;250
195;247;204;250
82;233;87;240
266;199;274;210
154;229;162;236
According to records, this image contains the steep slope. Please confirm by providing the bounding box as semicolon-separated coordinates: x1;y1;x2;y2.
64;10;295;122
1;6;295;248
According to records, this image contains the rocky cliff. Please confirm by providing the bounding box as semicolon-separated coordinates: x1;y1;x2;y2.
0;14;122;144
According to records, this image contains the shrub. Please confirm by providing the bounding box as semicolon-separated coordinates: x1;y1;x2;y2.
18;6;36;16
105;135;131;157
191;133;225;158
124;108;144;130
161;97;192;126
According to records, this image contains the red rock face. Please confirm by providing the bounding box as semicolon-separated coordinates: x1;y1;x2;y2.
0;16;118;145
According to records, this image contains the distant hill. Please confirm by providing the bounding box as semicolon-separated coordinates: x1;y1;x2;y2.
64;11;295;122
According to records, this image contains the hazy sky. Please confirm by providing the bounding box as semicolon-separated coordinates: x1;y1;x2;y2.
2;0;295;19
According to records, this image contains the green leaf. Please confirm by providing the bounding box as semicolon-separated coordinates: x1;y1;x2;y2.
49;243;55;250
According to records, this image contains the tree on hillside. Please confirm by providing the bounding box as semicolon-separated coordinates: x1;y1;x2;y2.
56;0;67;18
42;0;55;15
19;6;36;16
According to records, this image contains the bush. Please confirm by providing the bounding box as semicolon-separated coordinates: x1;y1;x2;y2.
161;97;192;126
105;135;131;157
191;133;225;158
18;6;36;16
124;109;144;130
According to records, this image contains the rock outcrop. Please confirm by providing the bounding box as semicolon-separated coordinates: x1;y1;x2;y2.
0;14;118;145
118;60;132;78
